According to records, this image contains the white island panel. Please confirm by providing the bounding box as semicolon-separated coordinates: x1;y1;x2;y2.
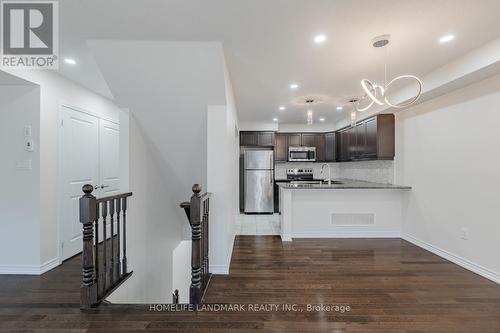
280;188;407;241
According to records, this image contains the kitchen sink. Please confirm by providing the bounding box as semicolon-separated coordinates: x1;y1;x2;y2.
288;180;344;186
323;180;344;185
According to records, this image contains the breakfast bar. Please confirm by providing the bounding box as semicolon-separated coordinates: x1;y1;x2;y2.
278;179;411;241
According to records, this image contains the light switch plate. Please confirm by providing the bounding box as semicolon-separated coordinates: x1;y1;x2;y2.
24;125;32;137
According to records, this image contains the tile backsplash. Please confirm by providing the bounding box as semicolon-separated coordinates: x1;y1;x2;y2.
275;160;394;184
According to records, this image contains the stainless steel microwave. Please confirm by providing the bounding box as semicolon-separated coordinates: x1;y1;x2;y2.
288;147;316;162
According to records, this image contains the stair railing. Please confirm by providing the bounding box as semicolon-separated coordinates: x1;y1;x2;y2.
180;184;212;305
79;184;133;308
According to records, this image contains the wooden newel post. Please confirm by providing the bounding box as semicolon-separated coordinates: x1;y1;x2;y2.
80;184;98;308
190;184;202;305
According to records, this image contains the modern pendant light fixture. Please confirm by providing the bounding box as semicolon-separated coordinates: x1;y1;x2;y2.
349;99;358;127
305;99;314;125
307;110;313;125
356;35;423;112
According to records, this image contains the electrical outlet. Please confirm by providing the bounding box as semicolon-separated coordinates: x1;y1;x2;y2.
461;228;469;240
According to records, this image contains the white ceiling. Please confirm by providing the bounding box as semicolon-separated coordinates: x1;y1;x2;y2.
57;0;500;126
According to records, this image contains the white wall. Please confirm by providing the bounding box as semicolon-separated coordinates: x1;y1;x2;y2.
206;106;237;274
85;40;238;301
172;240;192;303
0;84;41;271
89;40;240;279
206;58;240;274
0;69;126;272
396;73;500;283
89;40;231;241
107;115;183;303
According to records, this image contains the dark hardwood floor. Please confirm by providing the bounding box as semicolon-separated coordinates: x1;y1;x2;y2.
1;236;500;332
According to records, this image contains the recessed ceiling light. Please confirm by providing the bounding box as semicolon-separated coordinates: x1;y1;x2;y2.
439;35;455;43
273;118;279;122
314;34;327;44
64;58;77;65
290;83;299;90
336;106;343;111
279;106;286;111
319;118;325;122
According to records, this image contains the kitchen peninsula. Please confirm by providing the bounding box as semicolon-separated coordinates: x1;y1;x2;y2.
279;180;411;241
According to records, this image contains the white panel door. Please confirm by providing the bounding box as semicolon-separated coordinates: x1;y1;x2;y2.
99;119;121;240
60;107;99;260
99;119;121;196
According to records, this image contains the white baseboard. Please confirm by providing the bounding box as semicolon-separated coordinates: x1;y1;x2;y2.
290;230;401;239
402;233;500;285
210;264;229;275
209;232;235;275
0;257;60;275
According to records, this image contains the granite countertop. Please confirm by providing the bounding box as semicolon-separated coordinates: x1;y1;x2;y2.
277;178;411;190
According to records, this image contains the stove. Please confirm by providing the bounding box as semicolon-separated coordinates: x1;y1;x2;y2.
286;168;314;181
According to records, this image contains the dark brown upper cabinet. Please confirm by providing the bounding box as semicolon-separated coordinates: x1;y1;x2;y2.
301;134;316;147
336;114;395;162
240;115;394;163
325;132;336;162
364;117;377;157
240;132;257;146
240;131;275;147
258;132;275;146
274;134;287;162
287;134;301;147
315;134;326;162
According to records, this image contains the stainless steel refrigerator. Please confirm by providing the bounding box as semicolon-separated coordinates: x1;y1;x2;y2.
244;150;274;213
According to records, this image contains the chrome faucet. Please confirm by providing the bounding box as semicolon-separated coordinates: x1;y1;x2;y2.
321;164;331;185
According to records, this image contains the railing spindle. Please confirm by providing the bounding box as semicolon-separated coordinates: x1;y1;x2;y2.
102;201;108;291
122;197;128;274
116;198;122;280
109;199;115;283
94;202;100;298
79;185;133;309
